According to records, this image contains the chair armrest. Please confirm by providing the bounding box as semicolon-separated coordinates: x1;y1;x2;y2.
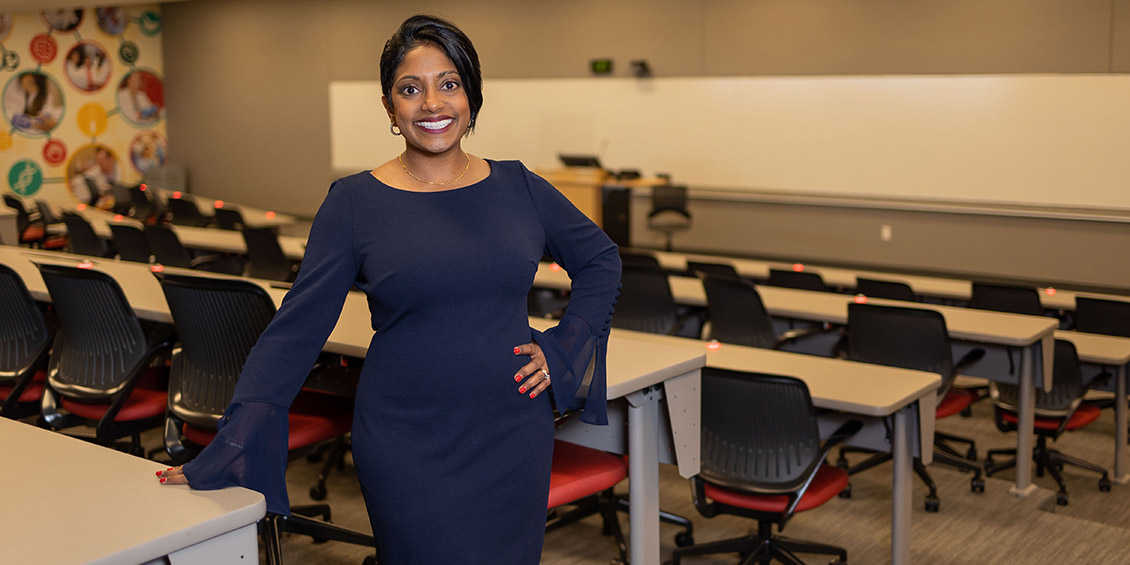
816;419;864;462
952;348;986;377
772;325;832;350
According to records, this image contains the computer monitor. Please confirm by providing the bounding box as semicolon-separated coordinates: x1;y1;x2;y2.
558;154;603;169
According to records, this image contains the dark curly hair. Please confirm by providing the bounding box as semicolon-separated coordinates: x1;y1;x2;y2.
380;15;483;131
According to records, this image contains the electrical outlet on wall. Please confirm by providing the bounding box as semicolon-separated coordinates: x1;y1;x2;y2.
880;225;892;242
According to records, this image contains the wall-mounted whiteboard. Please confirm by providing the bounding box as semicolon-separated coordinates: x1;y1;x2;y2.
330;75;1130;210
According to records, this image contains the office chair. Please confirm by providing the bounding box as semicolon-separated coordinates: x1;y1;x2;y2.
647;185;691;251
34;199;64;227
855;277;917;301
5;195;65;250
699;272;824;349
546;439;630;563
241;227;299;282
838;303;987;512
36;263;175;455
686;260;739;279
214;207;246;230
766;268;829;292
670;368;861;565
127;186;160;223
166;196;211;227
968;281;1045;316
613;263;680;335
156;272;376;563
61;212;112;257
1074;296;1130;338
144;224;240;274
619;250;661;269
984;339;1112;505
0;265;52;419
109;224;153;263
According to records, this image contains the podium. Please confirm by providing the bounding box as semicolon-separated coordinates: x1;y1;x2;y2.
537;167;666;248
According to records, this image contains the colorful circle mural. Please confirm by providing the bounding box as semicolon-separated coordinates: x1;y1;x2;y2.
41;9;83;33
67;143;121;208
64;41;112;93
95;7;127;36
3;71;65;135
117;68;164;125
129;130;167;174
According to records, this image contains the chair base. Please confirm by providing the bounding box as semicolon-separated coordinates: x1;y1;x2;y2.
261;508;376;565
984;435;1111;505
547;489;627;563
670;521;845;565
839;441;984;512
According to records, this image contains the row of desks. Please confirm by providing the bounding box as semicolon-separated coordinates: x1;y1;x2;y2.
0;244;938;564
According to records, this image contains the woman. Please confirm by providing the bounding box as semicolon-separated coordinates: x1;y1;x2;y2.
158;14;621;564
119;71;159;123
4;72;60;133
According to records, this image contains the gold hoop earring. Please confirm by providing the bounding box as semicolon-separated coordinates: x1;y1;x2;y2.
390;123;402;136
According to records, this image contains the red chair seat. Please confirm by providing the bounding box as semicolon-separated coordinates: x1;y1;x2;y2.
1001;402;1102;431
0;369;47;403
42;235;68;250
19;225;45;243
184;391;353;451
702;464;848;514
935;388;977;419
61;387;167;422
548;440;627;509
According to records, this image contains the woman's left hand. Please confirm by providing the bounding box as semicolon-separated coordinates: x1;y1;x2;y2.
513;342;552;399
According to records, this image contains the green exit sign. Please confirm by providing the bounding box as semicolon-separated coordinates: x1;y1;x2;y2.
590;59;613;75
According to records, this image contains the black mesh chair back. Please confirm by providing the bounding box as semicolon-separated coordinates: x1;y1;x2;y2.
0;265;51;414
992;339;1085;416
968;282;1044;316
650;185;689;217
61;213;108;257
241;227;294;281
166;197;209;227
109;224;152;263
128;187;156;220
686;260;738;279
847;303;954;394
159;273;276;428
1074;297;1130;338
700;368;821;493
767;268;828;292
619;251;660;269
214;208;245;230
3;195;25;219
855;277;916;301
612;263;678;335
34;200;61;225
700;273;777;348
144;224;195;268
36;263;149;398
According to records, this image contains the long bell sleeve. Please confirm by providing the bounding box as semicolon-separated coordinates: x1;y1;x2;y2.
182;181;360;514
521;165;621;425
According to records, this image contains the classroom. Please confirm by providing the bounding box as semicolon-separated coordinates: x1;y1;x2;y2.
3;1;1130;564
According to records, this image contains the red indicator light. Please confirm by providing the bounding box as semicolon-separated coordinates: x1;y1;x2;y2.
792;263;805;272
76;260;93;269
76;203;87;210
854;294;868;304
172;191;182;199
150;264;165;273
264;211;276;220
214;200;224;208
550;263;563;272
1044;287;1056;295
113;214;124;221
139;184;147;191
706;340;721;351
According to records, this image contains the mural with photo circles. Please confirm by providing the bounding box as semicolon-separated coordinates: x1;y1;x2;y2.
0;4;165;210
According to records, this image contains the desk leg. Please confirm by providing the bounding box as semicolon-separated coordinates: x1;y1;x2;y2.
891;407;911;565
627;387;661;565
1116;365;1129;484
1011;345;1038;497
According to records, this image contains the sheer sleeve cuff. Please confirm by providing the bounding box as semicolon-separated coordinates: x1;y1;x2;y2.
532;313;609;425
182;401;292;515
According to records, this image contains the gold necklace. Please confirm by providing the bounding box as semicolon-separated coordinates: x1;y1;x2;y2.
399;152;471;186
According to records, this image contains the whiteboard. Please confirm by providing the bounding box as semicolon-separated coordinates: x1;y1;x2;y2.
330;75;1130;210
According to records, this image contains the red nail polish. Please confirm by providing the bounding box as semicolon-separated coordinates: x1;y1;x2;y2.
160;477;166;483
529;391;537;398
156;470;163;477
514;347;521;355
514;374;523;382
519;386;527;394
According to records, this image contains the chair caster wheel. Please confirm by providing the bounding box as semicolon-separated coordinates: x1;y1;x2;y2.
971;478;985;493
363;554;379;565
960;406;972;417
983;458;995;474
835;455;849;470
925;496;940;512
838;483;852;499
1099;478;1112;492
675;532;694;547
965;446;977;461
310;484;327;501
1056;492;1069;506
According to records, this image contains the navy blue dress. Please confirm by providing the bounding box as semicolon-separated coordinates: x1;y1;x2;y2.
182;160;621;564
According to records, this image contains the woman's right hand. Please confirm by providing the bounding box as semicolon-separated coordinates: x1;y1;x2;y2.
157;466;190;485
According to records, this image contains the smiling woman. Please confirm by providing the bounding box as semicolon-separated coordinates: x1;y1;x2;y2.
157;14;622;565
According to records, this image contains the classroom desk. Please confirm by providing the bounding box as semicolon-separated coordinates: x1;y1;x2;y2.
0;244;705;565
1;418;264;564
0;207;17;246
608;329;939;565
1054;330;1130;483
153;187;297;228
633;249;1129;311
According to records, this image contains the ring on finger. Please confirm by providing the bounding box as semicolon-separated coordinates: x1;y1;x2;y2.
540;368;551;383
